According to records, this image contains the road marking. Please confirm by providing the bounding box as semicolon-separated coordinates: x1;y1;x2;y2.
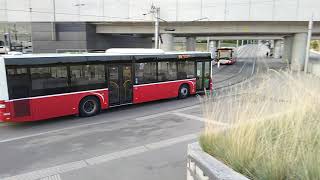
134;112;170;121
2;133;198;180
145;133;197;150
86;146;148;165
172;112;206;122
172;105;200;113
134;105;200;121
0;105;201;143
0;124;108;143
172;112;229;126
3;161;86;180
135;105;200;121
40;174;62;180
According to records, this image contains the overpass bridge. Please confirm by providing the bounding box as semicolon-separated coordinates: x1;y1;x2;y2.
1;0;320;70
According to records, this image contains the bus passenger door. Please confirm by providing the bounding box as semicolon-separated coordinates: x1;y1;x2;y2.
108;64;133;106
203;61;211;90
196;61;211;92
121;65;133;104
196;62;203;91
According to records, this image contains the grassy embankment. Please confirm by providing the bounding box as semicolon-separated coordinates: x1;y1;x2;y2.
200;71;320;180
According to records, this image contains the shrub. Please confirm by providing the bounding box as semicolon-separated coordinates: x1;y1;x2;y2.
199;71;320;180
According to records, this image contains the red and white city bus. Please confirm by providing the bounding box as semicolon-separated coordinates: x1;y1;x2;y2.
0;49;213;122
216;48;237;65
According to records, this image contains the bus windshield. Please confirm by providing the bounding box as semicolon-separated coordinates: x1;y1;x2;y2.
218;50;232;59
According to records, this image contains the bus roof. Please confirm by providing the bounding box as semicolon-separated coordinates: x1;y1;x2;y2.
1;51;210;59
1;51;212;66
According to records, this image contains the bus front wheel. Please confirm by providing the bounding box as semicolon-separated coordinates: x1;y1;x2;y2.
79;96;101;117
178;84;190;99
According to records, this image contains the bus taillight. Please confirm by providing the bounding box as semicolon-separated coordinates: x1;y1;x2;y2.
0;101;5;122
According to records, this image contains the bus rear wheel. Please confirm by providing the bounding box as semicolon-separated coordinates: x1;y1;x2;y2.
178;84;189;99
79;96;101;117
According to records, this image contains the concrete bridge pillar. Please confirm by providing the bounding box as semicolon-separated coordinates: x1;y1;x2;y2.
211;40;220;49
291;33;308;71
208;41;215;52
208;40;220;53
186;37;196;51
274;40;282;58
161;33;174;51
283;36;293;64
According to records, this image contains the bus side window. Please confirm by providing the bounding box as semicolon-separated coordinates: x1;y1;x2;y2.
70;64;106;91
30;66;68;91
6;67;30;99
134;62;157;84
157;61;177;82
178;61;195;79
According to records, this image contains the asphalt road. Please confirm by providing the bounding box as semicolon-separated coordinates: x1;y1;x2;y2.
0;45;285;180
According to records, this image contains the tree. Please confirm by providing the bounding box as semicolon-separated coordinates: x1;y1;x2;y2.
311;40;320;51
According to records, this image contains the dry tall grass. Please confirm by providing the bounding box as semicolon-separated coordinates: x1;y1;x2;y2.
199;71;320;180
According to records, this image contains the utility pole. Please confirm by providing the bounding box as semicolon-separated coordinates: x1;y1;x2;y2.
304;14;313;73
224;0;227;20
150;5;160;49
52;0;56;41
29;0;33;53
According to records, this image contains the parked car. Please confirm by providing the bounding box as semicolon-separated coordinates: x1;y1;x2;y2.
0;46;9;54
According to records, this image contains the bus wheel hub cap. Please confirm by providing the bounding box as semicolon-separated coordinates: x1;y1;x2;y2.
181;88;188;95
84;101;95;113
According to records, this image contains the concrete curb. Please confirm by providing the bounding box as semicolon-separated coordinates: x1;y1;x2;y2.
187;142;249;180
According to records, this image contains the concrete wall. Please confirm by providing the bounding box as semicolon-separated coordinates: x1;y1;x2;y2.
86;23;152;50
31;22;152;53
0;0;319;22
187;142;249;180
32;22;88;53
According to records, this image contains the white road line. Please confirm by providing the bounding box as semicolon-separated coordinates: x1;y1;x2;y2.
134;112;170;121
0;122;114;143
145;133;197;150
0;105;201;143
172;105;200;113
172;112;229;126
3;161;86;180
86;146;148;165
40;174;62;180
2;133;198;180
172;112;206;122
135;105;200;121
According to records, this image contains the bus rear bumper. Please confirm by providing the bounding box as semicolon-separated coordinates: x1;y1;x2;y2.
0;101;11;122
